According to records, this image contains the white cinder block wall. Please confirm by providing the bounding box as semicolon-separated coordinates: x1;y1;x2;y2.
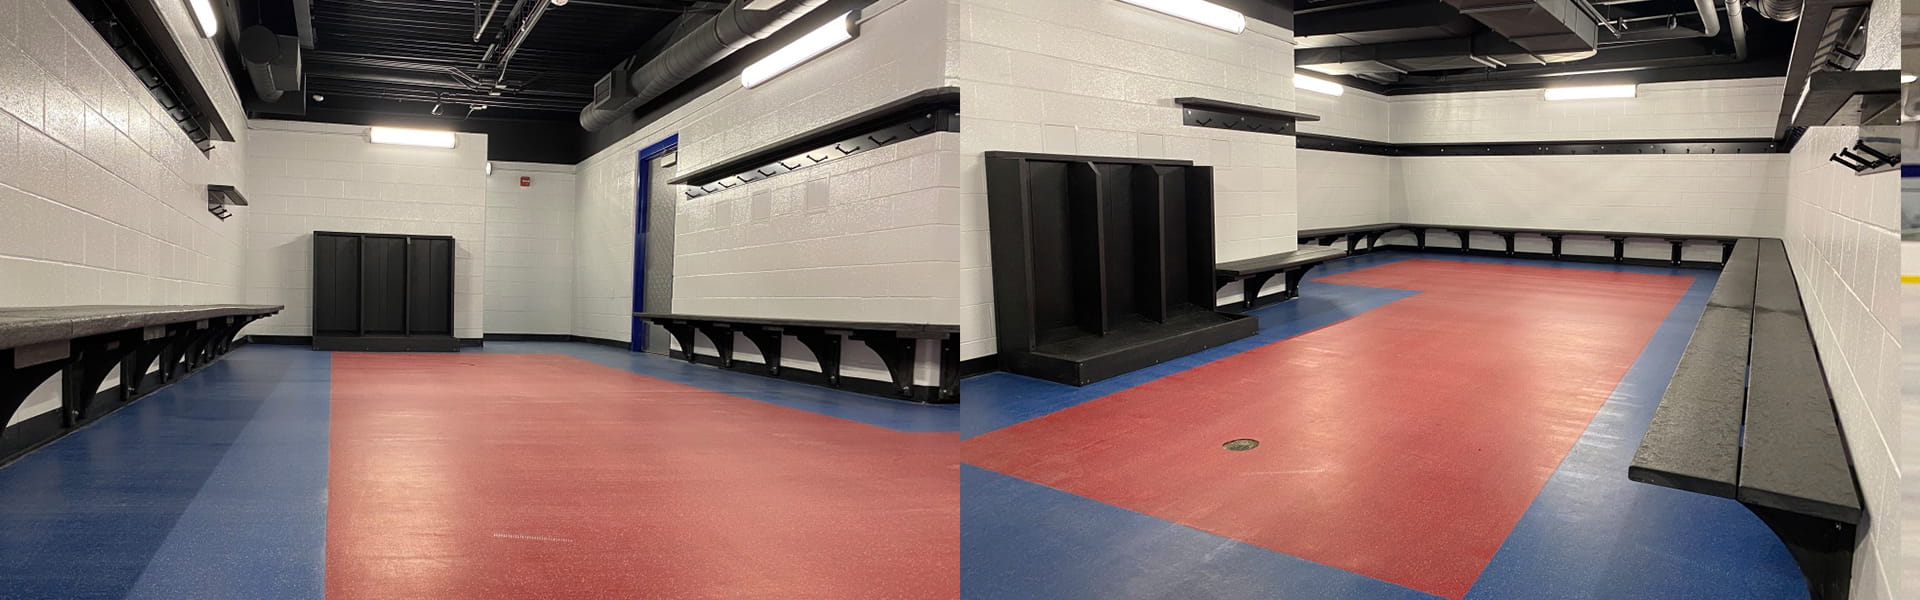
1292;78;1789;262
486;162;577;335
1295;87;1395;228
241;121;489;340
1783;126;1900;600
573;0;957;385
949;0;1299;360
0;0;249;425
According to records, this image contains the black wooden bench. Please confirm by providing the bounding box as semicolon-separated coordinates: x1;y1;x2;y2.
633;313;960;403
1628;239;1861;600
1297;222;1741;267
0;305;282;464
1214;245;1348;309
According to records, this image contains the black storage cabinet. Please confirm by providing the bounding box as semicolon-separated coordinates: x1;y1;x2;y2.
312;231;459;351
984;151;1256;386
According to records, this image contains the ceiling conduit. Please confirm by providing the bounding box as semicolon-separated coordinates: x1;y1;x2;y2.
578;0;827;132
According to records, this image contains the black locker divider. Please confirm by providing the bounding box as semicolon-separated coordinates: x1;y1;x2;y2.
312;231;459;352
984;151;1255;386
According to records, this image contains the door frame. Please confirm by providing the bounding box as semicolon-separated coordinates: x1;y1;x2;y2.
631;134;680;352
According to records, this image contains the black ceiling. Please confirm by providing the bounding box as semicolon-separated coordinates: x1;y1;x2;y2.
1294;0;1799;94
248;0;724;123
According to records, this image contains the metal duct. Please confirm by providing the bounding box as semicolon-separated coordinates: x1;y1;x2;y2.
1752;0;1800;22
239;25;301;103
1299;31;1587;75
1301;0;1602;76
1446;0;1600;61
579;0;828;131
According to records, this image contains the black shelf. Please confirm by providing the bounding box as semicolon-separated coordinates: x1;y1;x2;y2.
1175;97;1319;136
984;151;1255;386
669;87;960;197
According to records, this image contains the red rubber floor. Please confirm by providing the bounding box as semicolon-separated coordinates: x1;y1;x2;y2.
964;259;1694;599
326;353;958;599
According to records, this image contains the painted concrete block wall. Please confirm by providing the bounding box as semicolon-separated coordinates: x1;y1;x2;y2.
241;121;489;339
1782;125;1900;600
1390;78;1782;143
0;0;249;424
486;162;577;335
1295;87;1396;230
572;0;956;385
1296;78;1791;251
949;0;1298;359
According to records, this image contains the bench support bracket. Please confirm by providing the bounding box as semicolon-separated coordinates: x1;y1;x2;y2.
856;334;919;397
1745;504;1854;600
741;329;784;375
692;324;736;367
794;332;844;388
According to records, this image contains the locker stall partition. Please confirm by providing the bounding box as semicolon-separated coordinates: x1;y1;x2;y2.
984;151;1256;386
312;231;459;351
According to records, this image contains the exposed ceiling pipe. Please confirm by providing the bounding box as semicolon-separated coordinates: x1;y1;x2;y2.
1727;0;1747;59
578;0;828;132
492;0;555;87
478;0;528;64
473;0;503;41
1600;0;1721;43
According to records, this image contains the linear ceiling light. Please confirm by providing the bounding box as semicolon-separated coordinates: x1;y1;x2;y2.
1118;0;1246;34
369;127;458;148
187;0;219;38
1295;73;1344;96
1544;84;1636;101
741;12;858;89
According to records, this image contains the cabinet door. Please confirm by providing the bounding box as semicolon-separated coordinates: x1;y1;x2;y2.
360;236;409;334
312;233;362;335
407;237;455;335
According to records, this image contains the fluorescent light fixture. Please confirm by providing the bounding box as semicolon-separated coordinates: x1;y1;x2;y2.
1543;84;1637;101
741;12;857;89
1295;73;1344;96
369;127;457;148
1118;0;1246;34
187;0;219;38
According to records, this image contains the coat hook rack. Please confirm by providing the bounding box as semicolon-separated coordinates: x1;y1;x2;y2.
1829;139;1899;175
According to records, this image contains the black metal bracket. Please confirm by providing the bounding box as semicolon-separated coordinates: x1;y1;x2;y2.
62;332;141;425
0;346;69;434
854;333;919;397
741;329;784;375
691;323;736;367
1828;140;1898;174
793;331;844;388
1744;503;1855;600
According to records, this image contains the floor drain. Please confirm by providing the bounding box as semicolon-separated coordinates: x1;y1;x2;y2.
1223;438;1259;451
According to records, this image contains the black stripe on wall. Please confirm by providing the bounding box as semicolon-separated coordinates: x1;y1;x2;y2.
1293;132;1785;157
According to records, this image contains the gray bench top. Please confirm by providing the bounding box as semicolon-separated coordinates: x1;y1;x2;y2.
1216;245;1348;277
1627;240;1757;497
1738;240;1861;523
1628;239;1862;525
0;305;282;351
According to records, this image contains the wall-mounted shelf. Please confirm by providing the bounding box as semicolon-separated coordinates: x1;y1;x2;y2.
670;87;960;198
1174;97;1319;136
1790;70;1898;128
207;184;249;206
